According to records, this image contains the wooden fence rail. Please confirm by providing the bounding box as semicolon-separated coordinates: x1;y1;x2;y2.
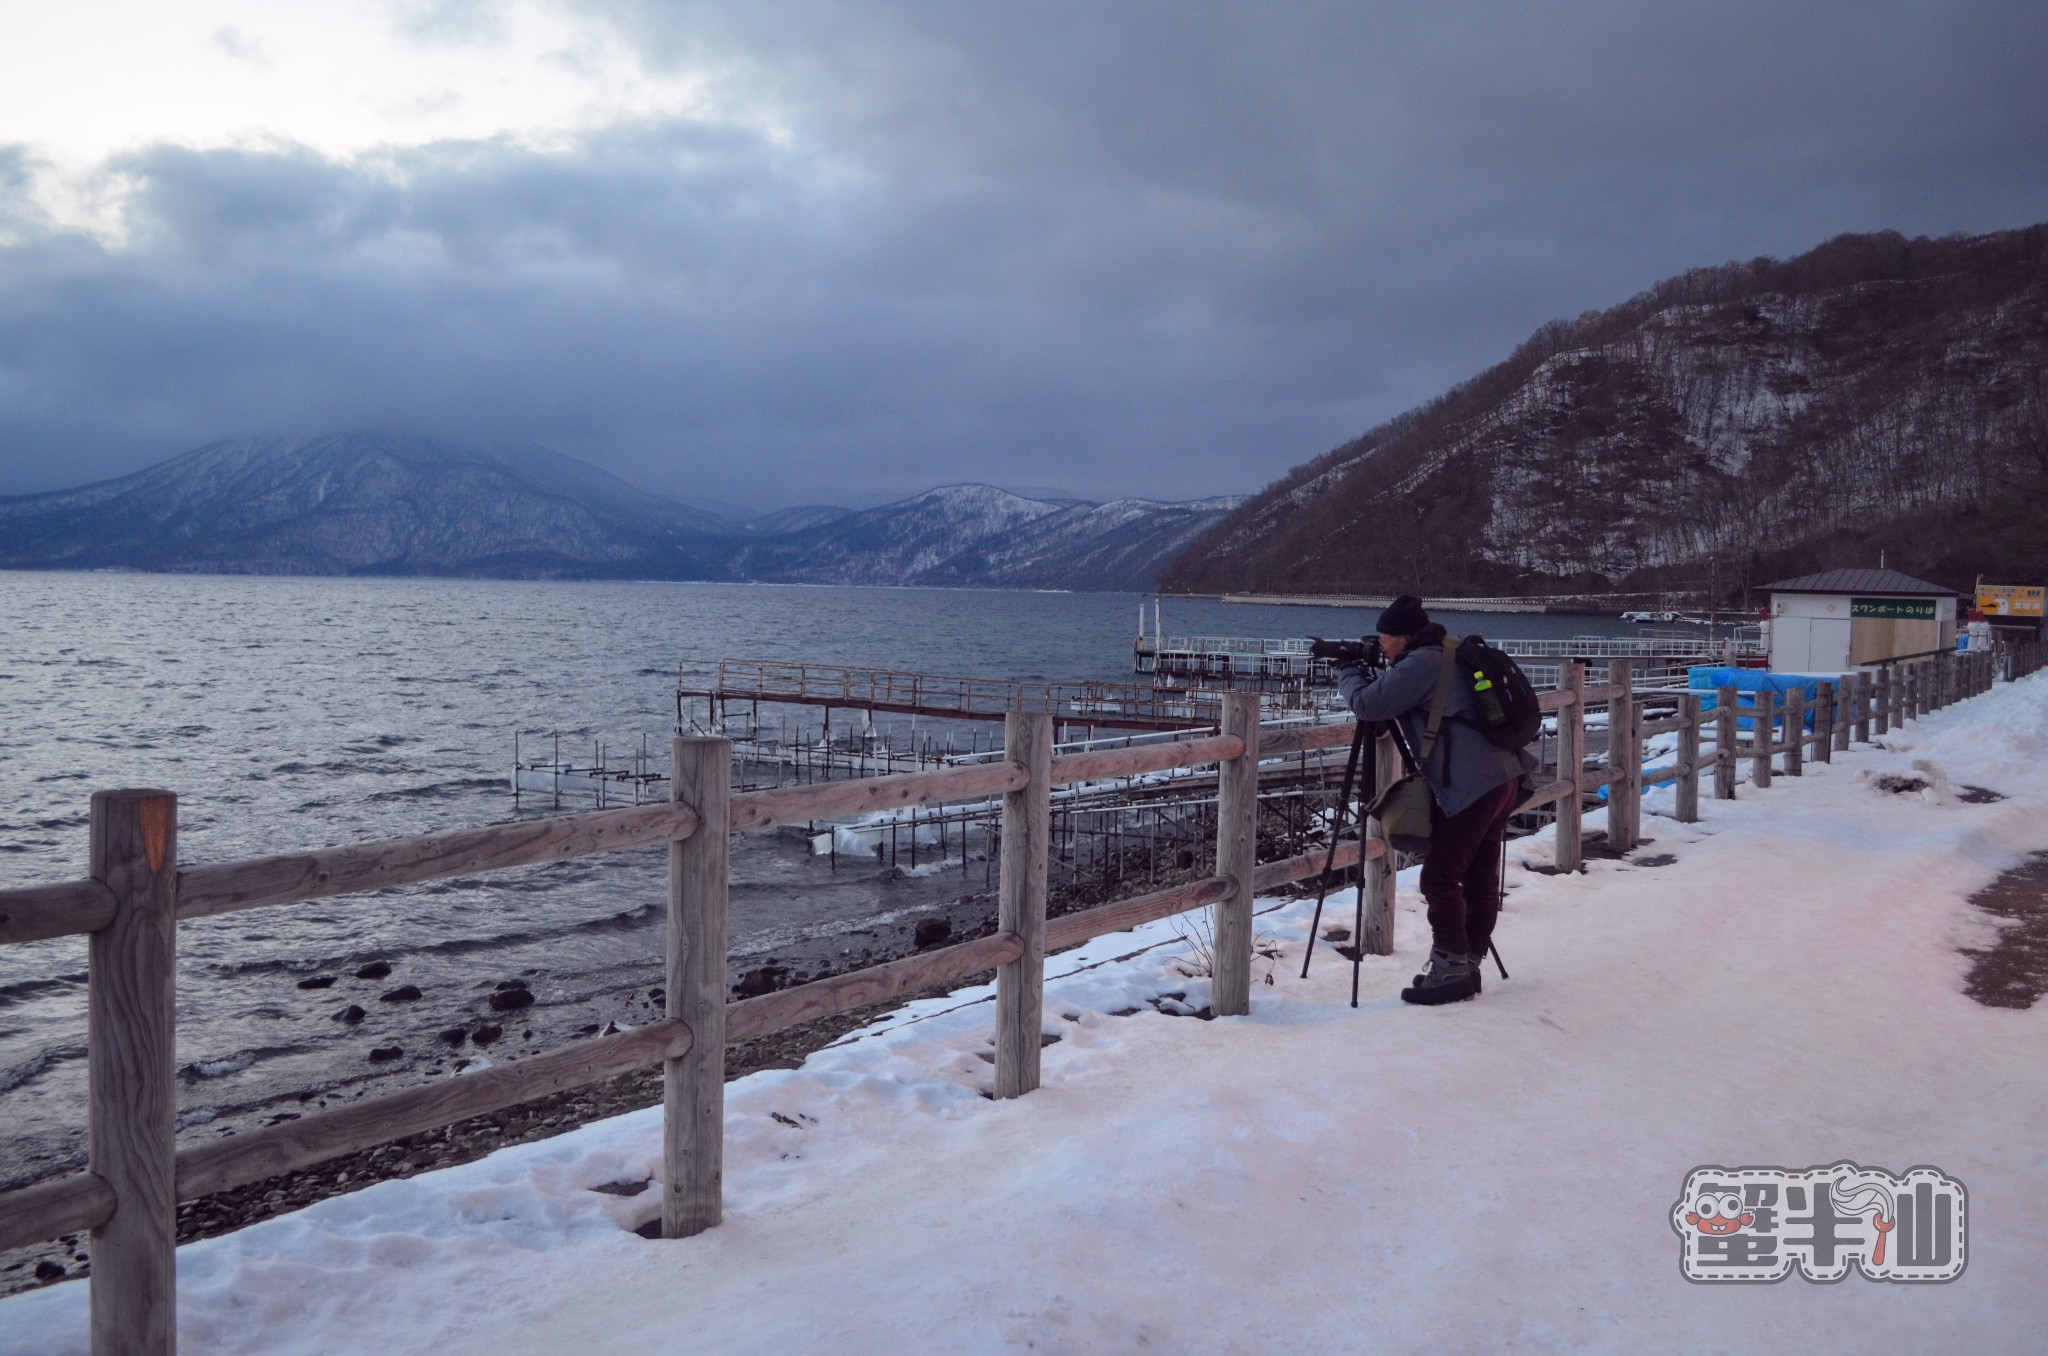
3;641;2043;1352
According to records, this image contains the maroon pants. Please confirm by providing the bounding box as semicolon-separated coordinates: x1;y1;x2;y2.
1418;778;1519;956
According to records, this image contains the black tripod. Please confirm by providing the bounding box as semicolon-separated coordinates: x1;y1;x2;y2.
1299;718;1509;1004
1299;719;1373;984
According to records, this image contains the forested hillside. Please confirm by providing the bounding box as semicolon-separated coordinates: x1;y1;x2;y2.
1163;225;2048;598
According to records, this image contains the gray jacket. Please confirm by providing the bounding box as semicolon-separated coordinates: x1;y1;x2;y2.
1335;626;1529;817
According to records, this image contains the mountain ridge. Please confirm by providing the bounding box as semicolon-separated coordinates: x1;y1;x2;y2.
0;433;1238;591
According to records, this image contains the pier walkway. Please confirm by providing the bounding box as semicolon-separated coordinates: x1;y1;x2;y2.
1134;629;1764;686
675;658;1325;733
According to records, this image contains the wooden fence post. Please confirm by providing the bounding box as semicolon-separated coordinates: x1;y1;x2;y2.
1855;671;1872;743
1752;691;1774;789
1833;676;1852;753
1785;688;1804;776
665;736;729;1239
1873;668;1889;736
1908;662;1923;722
1212;693;1260;1016
1361;729;1401;952
1553;662;1586;872
1714;686;1738;800
1814;681;1834;764
1608;659;1638;852
995;711;1052;1097
1674;693;1701;823
89;789;179;1356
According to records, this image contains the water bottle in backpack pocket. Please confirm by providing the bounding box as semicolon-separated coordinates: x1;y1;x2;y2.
1454;636;1543;751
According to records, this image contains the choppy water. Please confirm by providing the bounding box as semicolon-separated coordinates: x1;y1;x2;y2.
0;571;1637;1183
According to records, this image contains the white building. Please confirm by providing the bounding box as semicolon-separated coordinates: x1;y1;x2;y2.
1763;568;1957;673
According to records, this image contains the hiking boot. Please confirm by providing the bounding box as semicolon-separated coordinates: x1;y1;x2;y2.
1401;948;1479;1006
1412;950;1485;994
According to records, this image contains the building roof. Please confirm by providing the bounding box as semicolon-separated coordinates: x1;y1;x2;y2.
1762;568;1953;596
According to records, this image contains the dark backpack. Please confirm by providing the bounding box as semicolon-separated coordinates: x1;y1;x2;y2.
1452;635;1542;750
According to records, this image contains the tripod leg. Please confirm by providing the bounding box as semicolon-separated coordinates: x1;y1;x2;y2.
1495;834;1509;980
1349;853;1366;1008
1301;723;1368;979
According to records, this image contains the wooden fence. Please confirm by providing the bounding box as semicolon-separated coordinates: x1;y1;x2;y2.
0;643;2038;1352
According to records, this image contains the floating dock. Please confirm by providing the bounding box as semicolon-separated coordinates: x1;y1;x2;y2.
676;657;1332;733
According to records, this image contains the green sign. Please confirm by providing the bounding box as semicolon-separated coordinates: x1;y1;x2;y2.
1851;597;1937;620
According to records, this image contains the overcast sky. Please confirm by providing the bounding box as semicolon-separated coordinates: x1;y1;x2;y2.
1;2;2044;511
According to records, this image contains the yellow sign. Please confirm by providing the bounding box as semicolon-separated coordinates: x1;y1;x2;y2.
1976;584;2045;618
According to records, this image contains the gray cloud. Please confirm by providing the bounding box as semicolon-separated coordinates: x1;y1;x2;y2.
209;26;275;68
2;1;2045;508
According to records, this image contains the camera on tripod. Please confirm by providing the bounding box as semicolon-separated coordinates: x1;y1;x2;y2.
1307;635;1386;672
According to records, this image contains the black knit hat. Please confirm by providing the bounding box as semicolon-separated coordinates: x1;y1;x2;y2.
1375;594;1429;637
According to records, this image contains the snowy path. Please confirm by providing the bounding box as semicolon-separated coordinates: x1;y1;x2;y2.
9;678;2048;1353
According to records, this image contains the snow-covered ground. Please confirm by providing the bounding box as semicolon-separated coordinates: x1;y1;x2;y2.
10;678;2048;1354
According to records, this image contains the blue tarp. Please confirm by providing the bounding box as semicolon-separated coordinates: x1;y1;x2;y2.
1687;667;1828;731
1686;666;1830;699
1591;668;1833;800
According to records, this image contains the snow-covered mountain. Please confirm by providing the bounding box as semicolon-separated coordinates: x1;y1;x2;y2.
724;485;1239;589
0;434;1237;590
0;433;735;578
1164;223;2048;597
729;484;1072;583
905;493;1245;590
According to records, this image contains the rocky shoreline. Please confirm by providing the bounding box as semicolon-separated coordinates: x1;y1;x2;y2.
2;862;1207;1298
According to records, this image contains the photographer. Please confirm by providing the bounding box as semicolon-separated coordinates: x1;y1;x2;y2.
1318;595;1528;1006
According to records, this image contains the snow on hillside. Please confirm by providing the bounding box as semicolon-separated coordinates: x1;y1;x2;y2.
9;678;2048;1353
727;484;1240;591
1;441;1238;590
1167;224;2048;596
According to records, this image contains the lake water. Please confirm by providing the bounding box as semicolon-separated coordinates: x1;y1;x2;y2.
0;571;1643;1184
